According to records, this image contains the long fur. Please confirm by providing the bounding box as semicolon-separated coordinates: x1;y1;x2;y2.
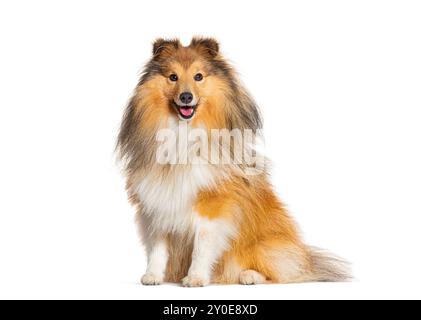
117;37;350;285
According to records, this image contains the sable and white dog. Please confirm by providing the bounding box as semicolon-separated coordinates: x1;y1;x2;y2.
117;37;349;286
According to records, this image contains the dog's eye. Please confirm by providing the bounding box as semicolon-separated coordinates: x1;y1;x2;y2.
194;73;203;81
169;74;178;82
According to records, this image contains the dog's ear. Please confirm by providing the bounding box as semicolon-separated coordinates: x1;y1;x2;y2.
152;38;180;60
190;37;219;58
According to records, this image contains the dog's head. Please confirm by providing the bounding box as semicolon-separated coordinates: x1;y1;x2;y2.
140;37;232;123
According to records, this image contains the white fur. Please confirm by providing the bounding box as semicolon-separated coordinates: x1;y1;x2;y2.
183;217;237;287
136;164;218;235
136;119;221;235
141;237;168;285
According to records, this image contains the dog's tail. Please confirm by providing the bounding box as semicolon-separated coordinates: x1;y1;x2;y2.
307;247;352;282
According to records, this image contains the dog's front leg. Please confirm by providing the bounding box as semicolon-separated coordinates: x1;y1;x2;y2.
182;218;234;287
141;236;168;285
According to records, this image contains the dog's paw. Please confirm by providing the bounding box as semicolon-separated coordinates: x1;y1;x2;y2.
141;273;163;285
239;270;266;285
182;275;209;287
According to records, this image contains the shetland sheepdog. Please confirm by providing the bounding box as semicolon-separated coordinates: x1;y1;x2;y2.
117;37;350;286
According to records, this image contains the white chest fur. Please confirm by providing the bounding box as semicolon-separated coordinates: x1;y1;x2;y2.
136;164;217;234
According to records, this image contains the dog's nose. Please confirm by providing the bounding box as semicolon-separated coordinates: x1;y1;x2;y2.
179;92;193;105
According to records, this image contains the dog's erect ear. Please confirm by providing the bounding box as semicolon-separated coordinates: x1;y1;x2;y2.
152;38;180;60
190;37;219;58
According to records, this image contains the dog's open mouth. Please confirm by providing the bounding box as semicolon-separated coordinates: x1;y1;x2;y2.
179;106;195;118
173;102;197;120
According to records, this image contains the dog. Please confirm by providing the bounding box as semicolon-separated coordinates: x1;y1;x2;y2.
117;37;350;286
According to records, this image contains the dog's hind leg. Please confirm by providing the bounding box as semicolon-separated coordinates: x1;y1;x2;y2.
239;269;267;285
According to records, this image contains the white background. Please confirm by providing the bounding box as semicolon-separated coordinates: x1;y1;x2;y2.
0;0;420;300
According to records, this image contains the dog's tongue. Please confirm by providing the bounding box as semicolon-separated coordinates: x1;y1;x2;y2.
180;107;194;117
